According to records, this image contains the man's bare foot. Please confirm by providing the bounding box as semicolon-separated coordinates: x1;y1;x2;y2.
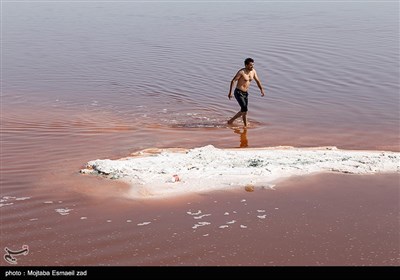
227;120;234;125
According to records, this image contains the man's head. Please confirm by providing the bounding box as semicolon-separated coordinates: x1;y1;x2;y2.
244;58;254;70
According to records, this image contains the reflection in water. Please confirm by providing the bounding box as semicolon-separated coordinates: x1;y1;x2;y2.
233;128;248;148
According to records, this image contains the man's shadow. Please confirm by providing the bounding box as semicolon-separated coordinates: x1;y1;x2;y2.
233;127;248;148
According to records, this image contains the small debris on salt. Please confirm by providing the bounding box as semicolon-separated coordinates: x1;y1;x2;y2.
170;174;180;182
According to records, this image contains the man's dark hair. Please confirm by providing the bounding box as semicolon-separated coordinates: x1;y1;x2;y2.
244;58;254;65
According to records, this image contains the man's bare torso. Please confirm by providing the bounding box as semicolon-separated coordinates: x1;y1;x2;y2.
236;68;255;92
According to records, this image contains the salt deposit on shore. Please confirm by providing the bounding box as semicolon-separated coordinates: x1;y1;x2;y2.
80;145;399;199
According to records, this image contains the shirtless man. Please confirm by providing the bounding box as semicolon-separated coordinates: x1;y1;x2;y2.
228;58;265;127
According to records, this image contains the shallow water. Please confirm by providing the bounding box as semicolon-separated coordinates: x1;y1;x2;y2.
1;2;399;266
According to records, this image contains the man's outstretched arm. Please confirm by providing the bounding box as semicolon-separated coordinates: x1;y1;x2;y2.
254;70;265;96
229;70;241;99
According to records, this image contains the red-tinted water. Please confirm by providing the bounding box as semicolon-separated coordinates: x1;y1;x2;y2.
1;2;399;266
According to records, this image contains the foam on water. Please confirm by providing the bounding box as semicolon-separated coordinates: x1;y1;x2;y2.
80;145;400;199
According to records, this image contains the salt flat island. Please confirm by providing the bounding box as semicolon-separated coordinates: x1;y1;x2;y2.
80;145;400;199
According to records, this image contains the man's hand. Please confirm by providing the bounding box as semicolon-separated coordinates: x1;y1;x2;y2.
228;93;232;99
261;90;265;97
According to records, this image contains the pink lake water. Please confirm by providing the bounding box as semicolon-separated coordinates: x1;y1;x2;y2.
1;2;399;266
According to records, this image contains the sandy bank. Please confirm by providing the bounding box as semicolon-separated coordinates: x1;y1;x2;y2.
80;145;399;199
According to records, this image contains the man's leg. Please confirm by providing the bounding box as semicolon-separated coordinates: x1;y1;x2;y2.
242;112;248;127
242;93;248;127
228;111;243;125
